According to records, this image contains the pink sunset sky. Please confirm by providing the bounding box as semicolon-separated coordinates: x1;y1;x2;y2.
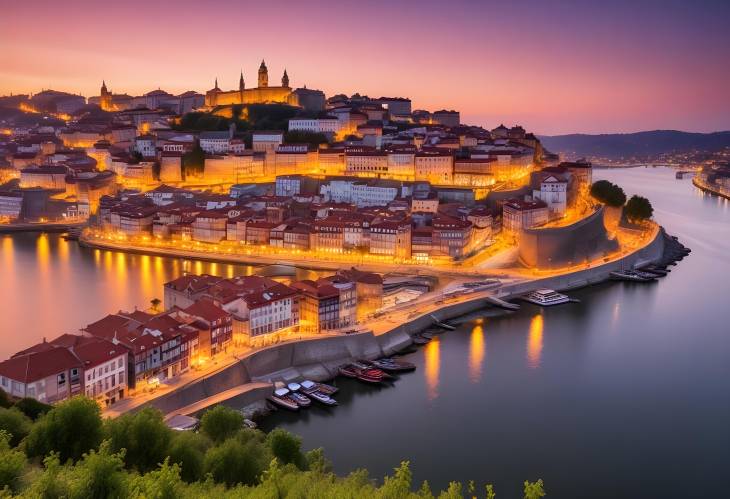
1;0;729;135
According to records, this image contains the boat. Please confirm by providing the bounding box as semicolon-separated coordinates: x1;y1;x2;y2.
243;419;258;429
287;382;302;392
522;289;570;306
351;361;391;379
300;380;338;396
372;358;416;372
356;371;383;384
289;391;312;408
300;381;338;406
609;270;652;282
268;388;299;411
339;365;359;378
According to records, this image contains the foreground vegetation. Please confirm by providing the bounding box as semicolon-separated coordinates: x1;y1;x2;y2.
0;394;546;498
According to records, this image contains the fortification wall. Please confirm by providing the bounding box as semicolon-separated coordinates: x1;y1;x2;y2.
519;206;619;268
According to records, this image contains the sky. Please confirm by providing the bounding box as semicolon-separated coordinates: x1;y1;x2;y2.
1;0;729;135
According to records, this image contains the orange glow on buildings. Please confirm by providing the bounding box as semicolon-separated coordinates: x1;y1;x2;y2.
527;313;544;369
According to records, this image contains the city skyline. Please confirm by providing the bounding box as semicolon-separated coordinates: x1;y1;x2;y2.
2;0;730;135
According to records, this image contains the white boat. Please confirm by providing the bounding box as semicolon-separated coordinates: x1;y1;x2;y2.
287;382;302;392
523;289;570;306
268;388;299;411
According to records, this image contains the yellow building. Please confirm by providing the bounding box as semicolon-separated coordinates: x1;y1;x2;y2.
205;61;298;107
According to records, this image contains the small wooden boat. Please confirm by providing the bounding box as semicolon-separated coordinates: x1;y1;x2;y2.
339;365;359;378
356;371;383;384
372;358;416;372
289;391;312;408
268;388;299;411
300;381;337;406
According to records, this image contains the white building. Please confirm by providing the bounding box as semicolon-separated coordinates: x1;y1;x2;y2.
533;175;568;218
199;131;232;154
288;118;342;134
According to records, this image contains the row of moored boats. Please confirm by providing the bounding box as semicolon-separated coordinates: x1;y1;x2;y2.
267;357;417;411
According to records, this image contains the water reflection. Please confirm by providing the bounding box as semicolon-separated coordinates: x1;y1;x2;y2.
468;319;485;383
424;336;440;400
527;313;544;369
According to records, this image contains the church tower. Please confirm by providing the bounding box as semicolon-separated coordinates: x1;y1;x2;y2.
258;60;268;88
100;80;112;111
282;69;289;88
239;71;245;91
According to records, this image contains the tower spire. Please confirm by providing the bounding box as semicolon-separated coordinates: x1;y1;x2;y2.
239;70;245;91
282;68;289;87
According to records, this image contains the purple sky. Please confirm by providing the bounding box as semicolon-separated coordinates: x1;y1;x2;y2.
1;0;728;134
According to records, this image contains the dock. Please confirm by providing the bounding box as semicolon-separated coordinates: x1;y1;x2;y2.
485;296;521;310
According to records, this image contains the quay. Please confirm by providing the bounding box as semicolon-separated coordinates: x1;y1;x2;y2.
693;176;730;200
109;224;668;419
0;221;85;234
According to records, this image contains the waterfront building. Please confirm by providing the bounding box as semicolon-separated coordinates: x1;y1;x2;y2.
335;268;384;321
291;280;342;334
369;218;412;259
178;299;233;357
192;210;228;243
532;174;568;218
0;345;83;403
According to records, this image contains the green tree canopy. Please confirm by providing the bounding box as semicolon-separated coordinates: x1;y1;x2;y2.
166;430;209;483
624;195;654;221
0;388;10;408
199;405;244;443
13;397;52;420
67;440;128;499
0;430;27;492
266;428;305;468
105;407;172;473
590;180;627;207
284;130;329;148
203;436;270;487
0;407;32;447
24;396;103;463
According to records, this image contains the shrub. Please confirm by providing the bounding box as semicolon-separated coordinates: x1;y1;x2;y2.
0;407;32;446
624;195;654;221
590;180;627;207
199;405;244;443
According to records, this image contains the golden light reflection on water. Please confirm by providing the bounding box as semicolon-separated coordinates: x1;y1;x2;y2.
36;233;50;272
424;336;441;400
527;313;544;369
469;319;485;383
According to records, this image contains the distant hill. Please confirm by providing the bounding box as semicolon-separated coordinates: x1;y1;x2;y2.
539;130;730;159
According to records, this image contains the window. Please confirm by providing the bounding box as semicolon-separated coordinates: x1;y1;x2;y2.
57;373;66;386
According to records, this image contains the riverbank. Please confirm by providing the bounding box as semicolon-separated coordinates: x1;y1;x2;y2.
0;221;85;233
693;177;730;200
118;223;667;420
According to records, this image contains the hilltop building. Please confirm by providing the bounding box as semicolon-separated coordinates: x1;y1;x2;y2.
204;60;324;111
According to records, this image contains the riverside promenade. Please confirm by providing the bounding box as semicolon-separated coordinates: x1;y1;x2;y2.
693;177;730;200
103;223;666;420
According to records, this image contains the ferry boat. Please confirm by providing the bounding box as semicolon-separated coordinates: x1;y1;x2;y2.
523;289;570;306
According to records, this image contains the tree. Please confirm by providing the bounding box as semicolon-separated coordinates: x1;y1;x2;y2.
199;405;244;443
284;130;329;148
203;437;270;486
266;428;305;468
66;440;128;499
182;143;205;178
0;407;32;446
128;458;185;499
590;180;627;207
150;298;162;312
105;407;172;473
523;479;546;499
22;452;70;498
624;195;653;221
0;431;26;493
0;388;10;408
24;396;103;463
167;431;209;483
13;397;52;420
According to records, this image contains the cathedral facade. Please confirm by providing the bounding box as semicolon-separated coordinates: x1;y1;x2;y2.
204;60;298;108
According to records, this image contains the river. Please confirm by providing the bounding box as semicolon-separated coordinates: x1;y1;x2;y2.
1;167;728;497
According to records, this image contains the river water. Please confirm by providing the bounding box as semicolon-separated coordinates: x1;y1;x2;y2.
1;167;728;497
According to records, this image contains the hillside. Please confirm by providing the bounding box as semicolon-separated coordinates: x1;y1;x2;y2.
539;130;730;159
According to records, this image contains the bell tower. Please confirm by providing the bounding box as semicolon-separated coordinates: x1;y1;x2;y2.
258;60;268;88
282;69;289;88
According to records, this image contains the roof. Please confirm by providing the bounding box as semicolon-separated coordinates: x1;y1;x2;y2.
0;346;82;383
183;299;229;323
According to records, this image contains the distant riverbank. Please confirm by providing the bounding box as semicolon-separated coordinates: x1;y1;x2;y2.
693;177;730;200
